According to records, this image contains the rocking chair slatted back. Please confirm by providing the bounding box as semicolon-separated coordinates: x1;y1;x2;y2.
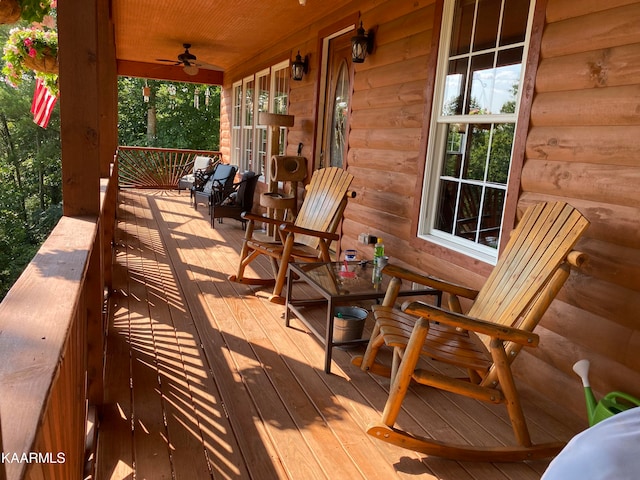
469;202;590;351
292;167;353;249
230;166;354;303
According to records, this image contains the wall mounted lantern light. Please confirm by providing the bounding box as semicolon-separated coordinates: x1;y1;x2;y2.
351;21;375;63
291;51;308;81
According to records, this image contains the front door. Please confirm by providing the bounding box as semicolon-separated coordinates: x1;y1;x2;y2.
318;31;352;170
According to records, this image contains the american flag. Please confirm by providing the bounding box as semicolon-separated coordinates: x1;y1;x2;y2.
31;79;58;129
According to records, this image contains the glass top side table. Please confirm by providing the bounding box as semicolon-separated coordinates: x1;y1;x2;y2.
285;261;442;373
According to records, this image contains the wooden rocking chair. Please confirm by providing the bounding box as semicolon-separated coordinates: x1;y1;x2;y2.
354;201;590;461
229;167;354;304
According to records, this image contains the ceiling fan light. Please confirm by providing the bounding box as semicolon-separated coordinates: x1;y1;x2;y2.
184;64;199;76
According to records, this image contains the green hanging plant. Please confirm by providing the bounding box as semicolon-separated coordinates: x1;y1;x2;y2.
0;0;53;24
2;26;58;95
19;0;53;23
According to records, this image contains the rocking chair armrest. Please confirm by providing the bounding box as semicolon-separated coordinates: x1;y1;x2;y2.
240;211;283;226
402;301;539;347
382;264;479;300
279;223;340;241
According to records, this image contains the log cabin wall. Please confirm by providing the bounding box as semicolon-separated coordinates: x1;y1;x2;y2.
517;0;640;416
220;0;640;419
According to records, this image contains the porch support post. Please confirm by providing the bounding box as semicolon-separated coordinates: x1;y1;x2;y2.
58;0;117;409
57;0;101;217
97;0;118;177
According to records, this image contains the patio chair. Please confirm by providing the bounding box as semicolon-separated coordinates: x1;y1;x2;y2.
229;166;354;304
354;201;590;462
211;170;259;229
178;155;218;192
193;163;237;211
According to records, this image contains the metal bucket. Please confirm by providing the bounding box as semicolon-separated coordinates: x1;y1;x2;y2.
333;306;368;346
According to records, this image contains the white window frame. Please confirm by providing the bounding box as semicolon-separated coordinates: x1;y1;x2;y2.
418;0;536;265
241;75;255;173
254;68;270;176
231;81;242;168
230;61;290;177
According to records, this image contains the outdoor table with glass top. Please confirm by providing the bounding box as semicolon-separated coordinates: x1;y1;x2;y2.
285;261;442;373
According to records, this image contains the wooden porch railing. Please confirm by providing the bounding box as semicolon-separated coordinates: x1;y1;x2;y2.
117;146;221;189
0;162;118;480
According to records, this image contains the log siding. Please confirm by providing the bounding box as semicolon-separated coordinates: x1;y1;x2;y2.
219;0;640;419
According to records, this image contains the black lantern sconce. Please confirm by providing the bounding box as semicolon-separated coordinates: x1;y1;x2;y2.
351;21;375;63
291;51;308;81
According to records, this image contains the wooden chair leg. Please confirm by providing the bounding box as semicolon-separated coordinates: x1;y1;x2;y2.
354;277;405;376
268;257;280;279
234;224;254;282
381;318;430;427
391;347;403;382
355;323;392;377
489;338;532;447
270;233;295;302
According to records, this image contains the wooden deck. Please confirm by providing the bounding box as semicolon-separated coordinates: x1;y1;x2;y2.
96;189;584;480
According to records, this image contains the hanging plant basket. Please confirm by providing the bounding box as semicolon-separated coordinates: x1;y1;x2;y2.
2;26;59;95
0;0;21;24
22;48;58;74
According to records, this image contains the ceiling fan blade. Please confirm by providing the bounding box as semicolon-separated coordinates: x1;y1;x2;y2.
196;61;224;71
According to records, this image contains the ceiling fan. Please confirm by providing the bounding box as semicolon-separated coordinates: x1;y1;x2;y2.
156;44;222;76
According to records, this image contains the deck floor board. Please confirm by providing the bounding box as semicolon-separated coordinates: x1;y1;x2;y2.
97;190;584;480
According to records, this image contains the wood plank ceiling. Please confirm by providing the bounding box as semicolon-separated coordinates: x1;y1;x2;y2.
112;0;352;83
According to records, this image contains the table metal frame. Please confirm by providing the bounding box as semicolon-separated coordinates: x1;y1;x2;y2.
285;262;442;373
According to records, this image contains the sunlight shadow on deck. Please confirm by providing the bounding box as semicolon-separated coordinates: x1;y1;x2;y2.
98;190;581;480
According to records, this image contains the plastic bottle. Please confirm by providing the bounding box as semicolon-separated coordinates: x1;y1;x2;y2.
372;237;384;283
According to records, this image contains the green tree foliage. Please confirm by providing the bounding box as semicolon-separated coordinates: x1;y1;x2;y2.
0;75;62;300
0;29;221;299
118;77;220;149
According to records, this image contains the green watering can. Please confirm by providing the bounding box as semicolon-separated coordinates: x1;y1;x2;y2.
573;359;640;426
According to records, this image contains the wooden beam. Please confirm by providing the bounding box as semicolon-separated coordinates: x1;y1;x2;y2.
58;0;101;216
117;60;224;85
98;0;118;178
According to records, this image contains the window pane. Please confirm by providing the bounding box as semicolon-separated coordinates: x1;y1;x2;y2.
242;129;253;169
450;0;475;56
257;74;270;114
330;61;349;168
480;187;505;248
469;53;495;114
455;183;482;239
435;180;460;234
244;80;254;126
463;123;490;181
233;85;242;127
501;0;529;45
256;127;267;173
442;62;465;116
487;122;513;183
494;47;522;114
273;67;289;114
443;124;465;177
474;0;501;51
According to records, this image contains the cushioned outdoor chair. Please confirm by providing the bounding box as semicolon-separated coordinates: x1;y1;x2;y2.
354;201;590;462
178;155;218;192
211;170;258;229
229;167;354;304
193;163;237;211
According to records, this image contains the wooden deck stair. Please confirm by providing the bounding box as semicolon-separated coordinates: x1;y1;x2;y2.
97;190;584;480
